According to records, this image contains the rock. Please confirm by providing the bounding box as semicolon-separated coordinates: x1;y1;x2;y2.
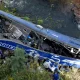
3;0;14;7
72;4;80;24
3;0;25;10
78;23;80;30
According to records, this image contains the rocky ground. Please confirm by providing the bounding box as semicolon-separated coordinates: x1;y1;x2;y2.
3;0;80;38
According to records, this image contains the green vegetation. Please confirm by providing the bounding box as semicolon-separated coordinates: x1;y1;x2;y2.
37;19;44;25
0;2;8;11
22;17;30;21
0;48;51;80
0;1;80;80
0;48;80;80
0;3;16;15
61;68;80;80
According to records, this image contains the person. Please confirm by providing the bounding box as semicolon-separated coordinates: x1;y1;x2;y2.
43;60;51;71
50;61;60;72
53;69;60;80
0;49;6;59
0;49;2;58
60;63;70;72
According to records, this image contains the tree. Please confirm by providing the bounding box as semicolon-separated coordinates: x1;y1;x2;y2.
10;48;26;74
0;48;51;80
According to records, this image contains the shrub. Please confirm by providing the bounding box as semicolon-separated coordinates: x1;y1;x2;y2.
11;8;17;13
60;68;80;80
23;16;30;21
0;48;51;80
37;19;43;25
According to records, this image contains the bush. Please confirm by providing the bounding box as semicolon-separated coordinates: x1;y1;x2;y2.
23;17;30;21
0;48;51;80
60;68;80;80
11;8;17;13
37;19;43;25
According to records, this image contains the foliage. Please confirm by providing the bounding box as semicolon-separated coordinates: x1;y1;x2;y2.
0;48;51;80
37;19;43;25
0;45;80;80
0;2;17;16
0;1;80;80
11;69;51;80
11;8;17;13
0;2;8;11
60;68;80;80
23;16;30;21
10;48;26;74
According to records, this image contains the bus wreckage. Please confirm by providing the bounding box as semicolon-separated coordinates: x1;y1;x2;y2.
0;10;80;69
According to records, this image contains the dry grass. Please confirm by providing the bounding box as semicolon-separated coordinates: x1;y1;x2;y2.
61;68;80;80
